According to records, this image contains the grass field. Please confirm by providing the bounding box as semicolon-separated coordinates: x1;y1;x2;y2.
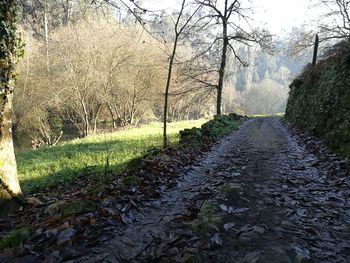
16;119;207;193
251;113;285;118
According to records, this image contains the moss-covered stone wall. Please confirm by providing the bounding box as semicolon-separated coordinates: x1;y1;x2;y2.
285;40;350;158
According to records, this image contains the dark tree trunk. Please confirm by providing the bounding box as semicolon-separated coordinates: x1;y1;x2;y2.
217;20;228;115
163;35;178;147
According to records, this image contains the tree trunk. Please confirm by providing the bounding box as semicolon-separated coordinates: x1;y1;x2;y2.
80;100;89;136
93;105;102;134
107;103;117;129
163;35;179;147
217;25;228;115
0;94;22;204
0;0;23;209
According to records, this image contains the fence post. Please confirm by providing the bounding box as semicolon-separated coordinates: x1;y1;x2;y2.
312;34;319;66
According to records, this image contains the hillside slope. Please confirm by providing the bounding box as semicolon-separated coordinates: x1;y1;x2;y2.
286;40;350;158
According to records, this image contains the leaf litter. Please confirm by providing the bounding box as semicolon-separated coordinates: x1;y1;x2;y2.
1;117;350;262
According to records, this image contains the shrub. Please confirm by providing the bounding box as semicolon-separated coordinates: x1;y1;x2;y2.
179;114;242;146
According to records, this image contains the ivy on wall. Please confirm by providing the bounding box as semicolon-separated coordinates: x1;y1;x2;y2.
285;40;350;158
0;0;24;96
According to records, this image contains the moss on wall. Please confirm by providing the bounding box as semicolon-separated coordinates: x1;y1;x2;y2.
285;40;350;158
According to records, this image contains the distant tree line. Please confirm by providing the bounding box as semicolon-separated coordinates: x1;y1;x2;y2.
13;0;275;147
13;3;218;146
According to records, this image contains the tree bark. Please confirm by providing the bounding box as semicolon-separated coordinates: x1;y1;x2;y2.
217;20;228;115
80;100;90;137
0;0;23;209
0;94;22;203
93;105;102;134
107;103;117;129
162;0;200;147
163;35;178;147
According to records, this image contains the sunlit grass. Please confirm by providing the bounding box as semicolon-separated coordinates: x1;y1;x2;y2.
251;113;285;118
16;119;207;193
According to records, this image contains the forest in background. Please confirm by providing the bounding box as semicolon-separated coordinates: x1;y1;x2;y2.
13;0;308;149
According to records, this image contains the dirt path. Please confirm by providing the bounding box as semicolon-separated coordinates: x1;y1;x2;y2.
79;117;350;262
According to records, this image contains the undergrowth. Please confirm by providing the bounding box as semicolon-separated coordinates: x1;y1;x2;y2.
179;113;242;147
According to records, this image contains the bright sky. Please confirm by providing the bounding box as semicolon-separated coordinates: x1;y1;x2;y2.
253;0;314;33
141;0;322;34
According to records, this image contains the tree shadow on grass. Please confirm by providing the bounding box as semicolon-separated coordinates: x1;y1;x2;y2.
19;159;132;194
15;138;160;193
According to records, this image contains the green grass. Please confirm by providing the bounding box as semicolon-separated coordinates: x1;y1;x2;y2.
251;113;285;118
0;227;32;250
16;119;207;193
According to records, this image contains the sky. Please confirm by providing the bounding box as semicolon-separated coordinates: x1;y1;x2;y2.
252;0;316;33
141;0;322;35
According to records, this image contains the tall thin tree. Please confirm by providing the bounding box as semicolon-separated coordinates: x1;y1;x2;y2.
197;0;271;115
162;0;201;147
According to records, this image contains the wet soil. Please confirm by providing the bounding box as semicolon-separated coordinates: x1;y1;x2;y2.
80;117;350;262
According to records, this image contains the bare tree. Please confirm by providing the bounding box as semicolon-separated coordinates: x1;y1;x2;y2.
289;1;349;56
14;32;64;147
54;23;109;137
196;0;272;115
317;0;350;40
17;0;81;72
162;0;201;147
